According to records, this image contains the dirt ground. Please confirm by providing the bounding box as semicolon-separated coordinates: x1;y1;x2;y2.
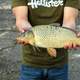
0;0;80;80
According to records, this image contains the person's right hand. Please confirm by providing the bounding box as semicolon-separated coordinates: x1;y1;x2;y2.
16;19;32;44
16;19;32;33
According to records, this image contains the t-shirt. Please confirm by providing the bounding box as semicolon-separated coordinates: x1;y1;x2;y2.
12;0;79;68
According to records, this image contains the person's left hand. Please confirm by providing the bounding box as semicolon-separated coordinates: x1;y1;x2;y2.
64;32;80;49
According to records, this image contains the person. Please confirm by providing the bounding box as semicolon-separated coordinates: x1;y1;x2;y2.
12;0;79;80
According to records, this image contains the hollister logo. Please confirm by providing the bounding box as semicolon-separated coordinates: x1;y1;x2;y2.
28;0;63;8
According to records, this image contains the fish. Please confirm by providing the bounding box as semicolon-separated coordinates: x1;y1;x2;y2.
16;24;80;57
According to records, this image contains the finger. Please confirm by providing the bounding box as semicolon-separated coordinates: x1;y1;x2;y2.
64;42;69;49
72;43;76;48
22;21;32;30
16;25;25;33
64;42;73;49
64;45;68;49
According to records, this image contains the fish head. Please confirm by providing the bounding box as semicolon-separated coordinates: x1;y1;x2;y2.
16;31;35;45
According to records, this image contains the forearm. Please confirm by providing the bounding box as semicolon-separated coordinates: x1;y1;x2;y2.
62;7;78;30
12;6;32;32
12;6;28;20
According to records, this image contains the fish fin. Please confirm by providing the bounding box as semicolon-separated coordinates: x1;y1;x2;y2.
32;45;41;53
36;47;40;52
32;46;37;53
47;48;57;57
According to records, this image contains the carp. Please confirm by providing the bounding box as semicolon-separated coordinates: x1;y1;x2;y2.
17;25;80;57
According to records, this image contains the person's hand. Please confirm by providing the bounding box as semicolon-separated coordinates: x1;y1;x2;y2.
64;32;80;49
16;19;32;33
16;19;32;44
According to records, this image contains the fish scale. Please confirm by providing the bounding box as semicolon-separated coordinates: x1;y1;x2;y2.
31;25;79;48
17;25;80;48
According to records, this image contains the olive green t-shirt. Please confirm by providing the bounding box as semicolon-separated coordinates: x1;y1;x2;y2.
12;0;79;68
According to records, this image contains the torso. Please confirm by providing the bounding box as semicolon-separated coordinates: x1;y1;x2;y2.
27;0;66;25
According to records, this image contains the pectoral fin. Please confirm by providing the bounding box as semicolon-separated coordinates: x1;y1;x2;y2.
47;48;57;57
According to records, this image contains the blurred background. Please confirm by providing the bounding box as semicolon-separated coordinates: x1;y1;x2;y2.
0;0;80;80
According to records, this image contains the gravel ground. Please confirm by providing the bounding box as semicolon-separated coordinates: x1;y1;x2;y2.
0;0;80;80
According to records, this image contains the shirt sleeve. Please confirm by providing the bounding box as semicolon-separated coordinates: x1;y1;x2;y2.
65;0;79;9
12;0;28;8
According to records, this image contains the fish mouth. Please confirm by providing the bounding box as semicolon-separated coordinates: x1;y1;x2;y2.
16;37;29;44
